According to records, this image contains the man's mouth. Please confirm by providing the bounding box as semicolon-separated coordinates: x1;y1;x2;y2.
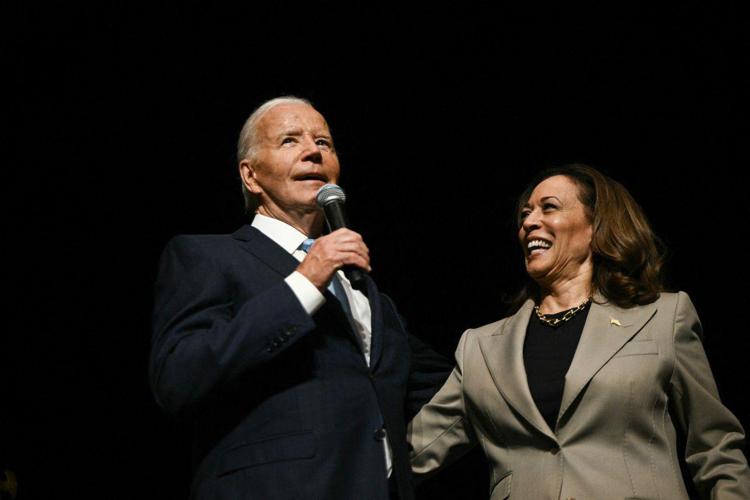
294;173;328;183
527;238;552;257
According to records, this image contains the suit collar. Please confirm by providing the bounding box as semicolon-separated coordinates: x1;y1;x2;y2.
233;225;300;278
557;295;658;425
250;214;310;254
477;294;659;441
233;225;383;368
364;277;385;370
478;300;557;441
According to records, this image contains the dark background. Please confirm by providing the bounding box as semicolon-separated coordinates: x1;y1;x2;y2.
4;2;749;499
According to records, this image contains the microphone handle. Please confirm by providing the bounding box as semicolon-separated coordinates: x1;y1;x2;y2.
323;202;368;292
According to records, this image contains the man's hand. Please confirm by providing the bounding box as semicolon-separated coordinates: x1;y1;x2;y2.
296;228;371;291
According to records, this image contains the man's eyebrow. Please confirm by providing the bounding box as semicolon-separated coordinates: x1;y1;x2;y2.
275;127;303;138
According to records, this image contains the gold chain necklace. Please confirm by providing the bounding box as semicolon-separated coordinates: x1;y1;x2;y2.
534;297;592;328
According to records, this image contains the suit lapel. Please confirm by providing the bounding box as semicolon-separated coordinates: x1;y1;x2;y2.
557;297;658;425
233;225;300;277
478;300;556;441
366;277;385;371
233;225;370;357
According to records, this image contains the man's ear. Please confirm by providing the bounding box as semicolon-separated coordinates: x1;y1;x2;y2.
239;159;262;195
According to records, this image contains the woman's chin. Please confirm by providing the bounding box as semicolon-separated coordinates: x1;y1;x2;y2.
525;260;550;280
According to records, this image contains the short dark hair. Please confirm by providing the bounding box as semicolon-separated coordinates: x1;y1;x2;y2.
514;163;665;309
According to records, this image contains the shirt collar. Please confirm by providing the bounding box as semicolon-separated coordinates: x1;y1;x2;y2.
251;214;309;255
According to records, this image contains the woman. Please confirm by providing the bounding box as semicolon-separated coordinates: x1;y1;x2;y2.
408;164;750;499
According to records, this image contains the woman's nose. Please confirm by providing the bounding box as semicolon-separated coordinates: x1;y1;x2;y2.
522;210;541;231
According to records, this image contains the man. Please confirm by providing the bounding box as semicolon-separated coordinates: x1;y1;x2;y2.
150;97;450;499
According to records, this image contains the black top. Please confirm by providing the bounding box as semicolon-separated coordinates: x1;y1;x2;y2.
523;303;590;431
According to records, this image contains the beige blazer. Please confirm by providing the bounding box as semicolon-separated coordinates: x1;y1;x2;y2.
408;292;750;499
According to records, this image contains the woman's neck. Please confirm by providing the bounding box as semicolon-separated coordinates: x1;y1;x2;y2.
538;273;593;314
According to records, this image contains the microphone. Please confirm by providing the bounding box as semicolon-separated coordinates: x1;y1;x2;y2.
316;184;368;292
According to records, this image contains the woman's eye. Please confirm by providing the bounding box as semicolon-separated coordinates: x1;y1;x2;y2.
542;203;558;211
520;210;531;219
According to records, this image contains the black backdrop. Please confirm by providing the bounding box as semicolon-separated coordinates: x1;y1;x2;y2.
5;2;750;499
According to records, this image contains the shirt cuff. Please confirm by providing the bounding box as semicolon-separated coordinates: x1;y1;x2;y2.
285;271;326;315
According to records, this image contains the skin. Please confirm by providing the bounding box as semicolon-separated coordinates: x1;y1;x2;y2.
519;175;594;314
238;102;371;291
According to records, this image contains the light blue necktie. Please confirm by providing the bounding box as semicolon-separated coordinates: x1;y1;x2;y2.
298;239;352;318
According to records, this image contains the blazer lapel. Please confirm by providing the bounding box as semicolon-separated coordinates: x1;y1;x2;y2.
366;277;385;371
233;225;368;355
478;300;556;441
557;296;658;425
233;225;349;322
232;225;300;277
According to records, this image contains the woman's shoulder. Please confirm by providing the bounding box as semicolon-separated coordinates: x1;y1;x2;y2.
624;292;699;333
460;305;531;342
603;291;694;312
465;318;508;338
651;291;696;312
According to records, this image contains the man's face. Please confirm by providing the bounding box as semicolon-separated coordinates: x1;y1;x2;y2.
241;103;340;218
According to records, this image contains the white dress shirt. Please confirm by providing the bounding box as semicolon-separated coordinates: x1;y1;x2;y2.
250;214;392;475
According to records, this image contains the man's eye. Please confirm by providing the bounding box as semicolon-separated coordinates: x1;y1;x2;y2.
281;137;296;145
316;139;331;148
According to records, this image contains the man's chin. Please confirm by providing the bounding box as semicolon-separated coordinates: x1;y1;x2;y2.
295;201;324;215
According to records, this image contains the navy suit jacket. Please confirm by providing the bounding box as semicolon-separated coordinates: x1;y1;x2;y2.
150;225;450;500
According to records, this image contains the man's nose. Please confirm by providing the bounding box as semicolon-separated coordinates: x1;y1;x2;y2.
301;137;323;163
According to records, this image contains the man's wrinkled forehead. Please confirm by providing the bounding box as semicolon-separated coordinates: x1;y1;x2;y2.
257;103;331;140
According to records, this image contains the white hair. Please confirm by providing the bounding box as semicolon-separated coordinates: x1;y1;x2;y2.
237;96;313;163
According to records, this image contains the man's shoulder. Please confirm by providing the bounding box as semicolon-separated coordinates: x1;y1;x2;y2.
165;234;230;254
167;232;235;246
160;226;255;262
166;226;251;249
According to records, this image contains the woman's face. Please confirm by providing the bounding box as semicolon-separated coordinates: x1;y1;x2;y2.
518;175;594;286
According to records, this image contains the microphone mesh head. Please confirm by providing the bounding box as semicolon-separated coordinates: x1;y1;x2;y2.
316;184;346;207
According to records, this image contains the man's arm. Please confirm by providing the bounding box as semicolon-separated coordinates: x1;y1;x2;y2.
150;228;372;418
405;333;454;420
149;235;316;417
380;295;453;419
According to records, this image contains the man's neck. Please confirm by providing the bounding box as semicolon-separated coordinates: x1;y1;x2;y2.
256;205;324;237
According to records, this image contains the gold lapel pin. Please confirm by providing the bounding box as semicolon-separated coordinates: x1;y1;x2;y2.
610;317;622;326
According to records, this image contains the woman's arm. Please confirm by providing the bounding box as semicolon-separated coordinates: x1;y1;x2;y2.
669;291;750;498
408;329;477;478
